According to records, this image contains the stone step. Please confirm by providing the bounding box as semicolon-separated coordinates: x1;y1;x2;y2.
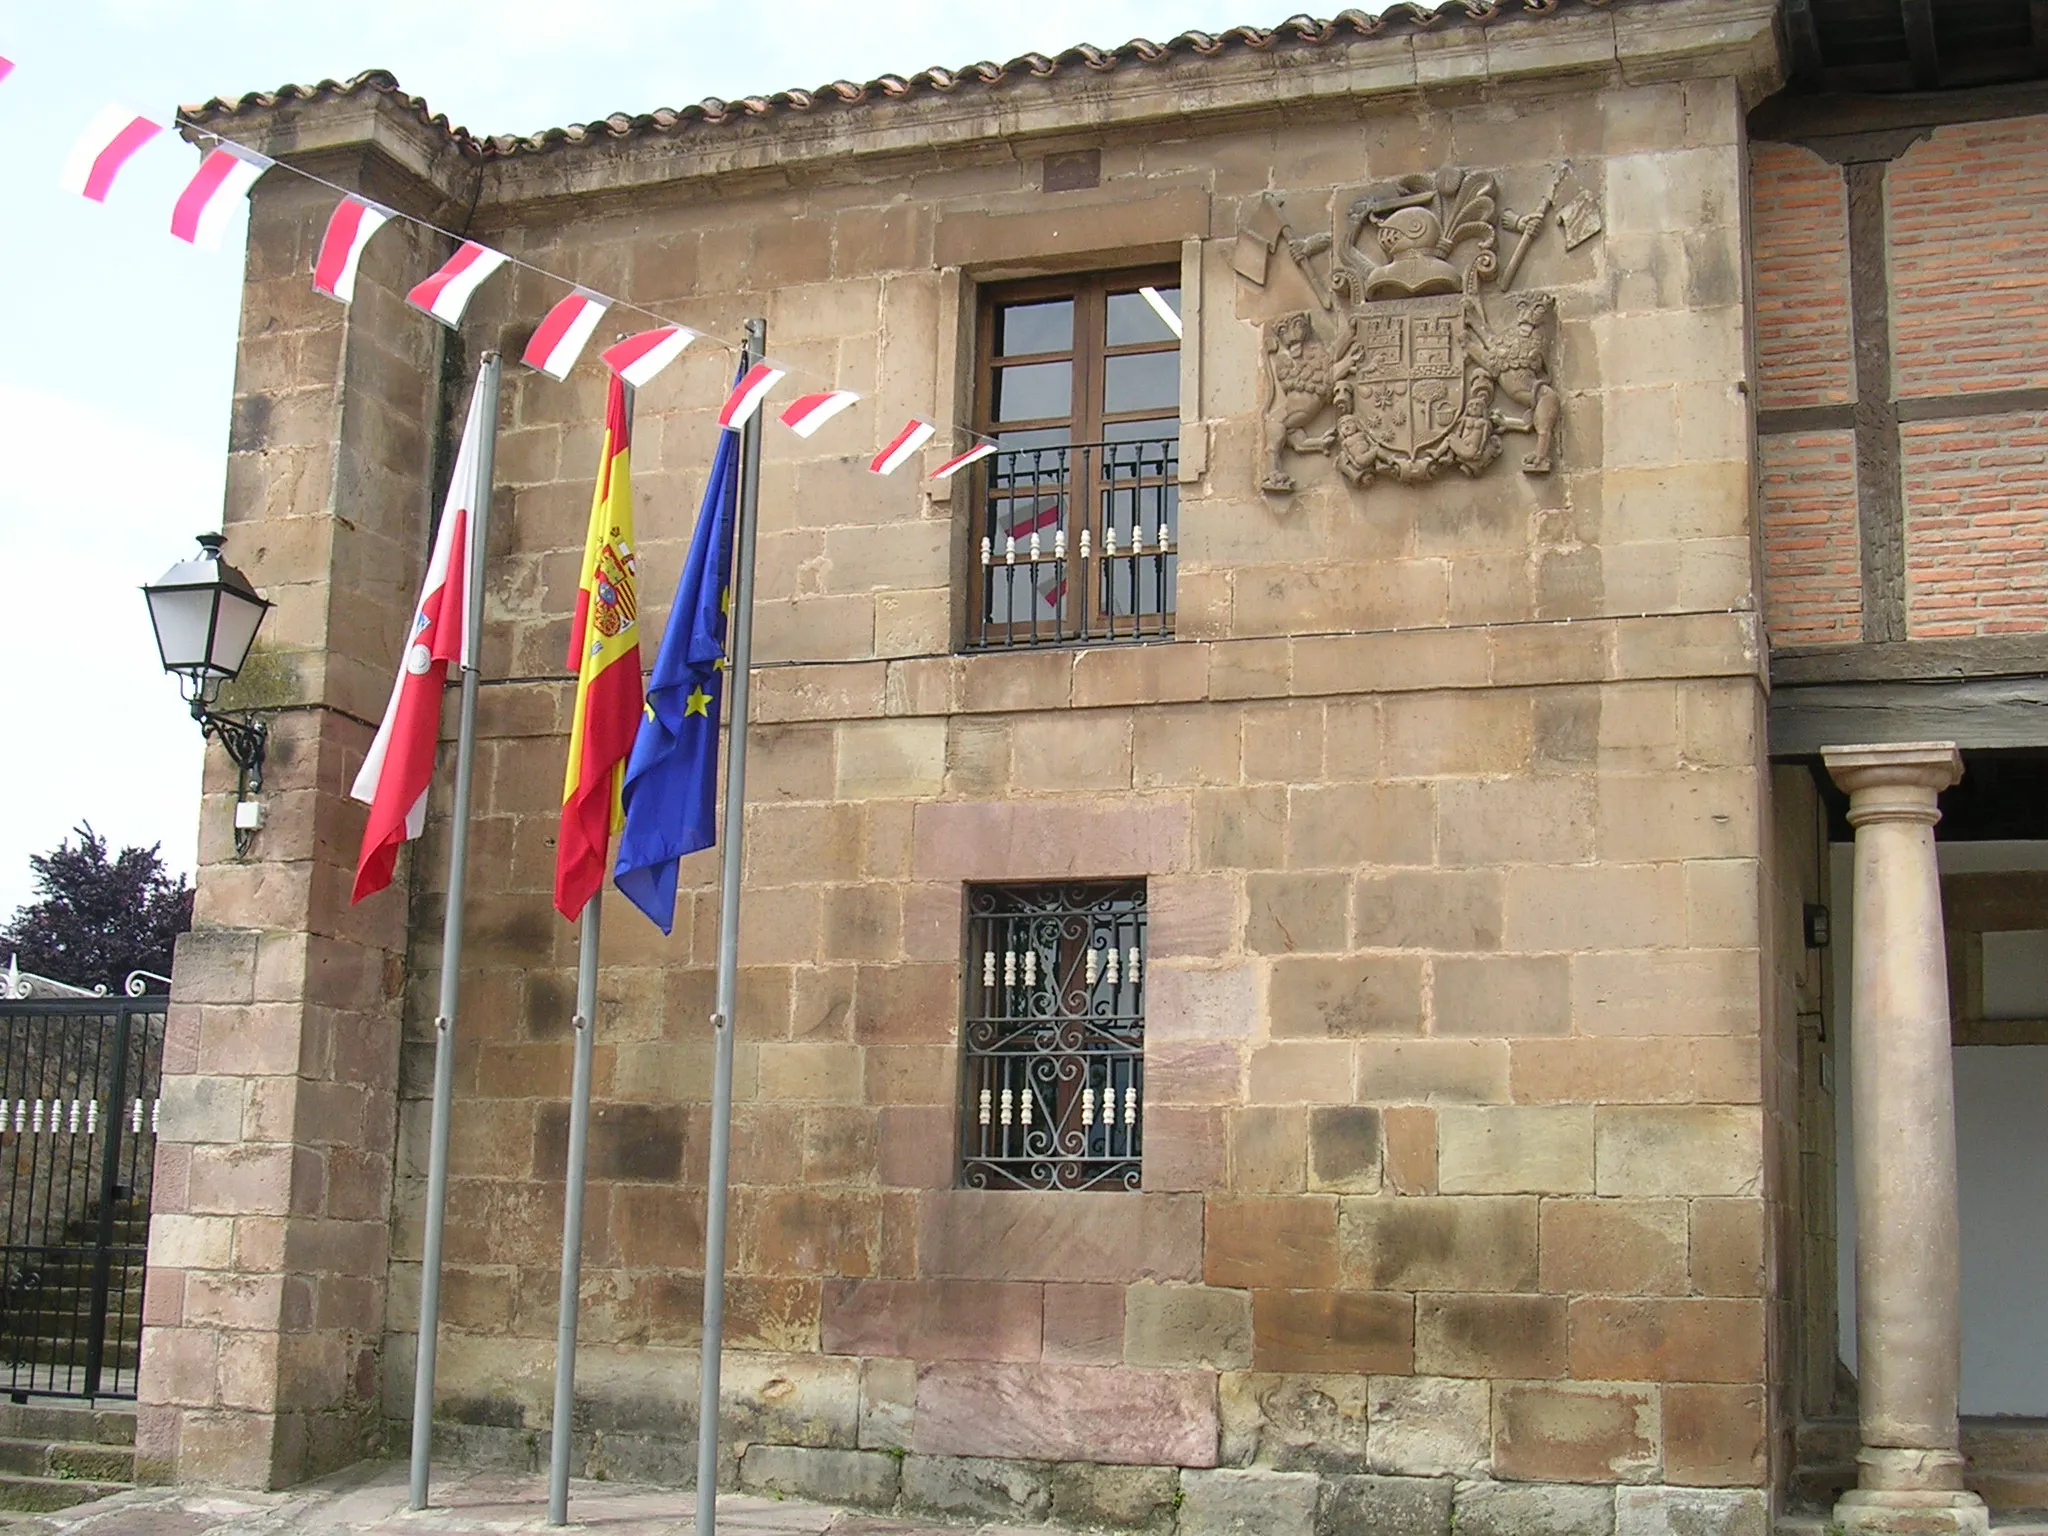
0;1404;133;1448
0;1438;132;1481
0;1474;129;1513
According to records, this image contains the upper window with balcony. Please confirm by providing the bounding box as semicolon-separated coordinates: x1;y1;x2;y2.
968;269;1181;650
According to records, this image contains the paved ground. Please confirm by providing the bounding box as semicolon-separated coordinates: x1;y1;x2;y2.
11;1463;1052;1536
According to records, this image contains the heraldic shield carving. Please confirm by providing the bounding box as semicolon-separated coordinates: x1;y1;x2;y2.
1239;164;1594;498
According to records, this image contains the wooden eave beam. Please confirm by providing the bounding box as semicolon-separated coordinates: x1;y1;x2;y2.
1901;0;1943;88
1784;0;1829;88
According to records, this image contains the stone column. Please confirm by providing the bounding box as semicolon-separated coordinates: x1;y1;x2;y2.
137;113;466;1488
1822;742;1986;1536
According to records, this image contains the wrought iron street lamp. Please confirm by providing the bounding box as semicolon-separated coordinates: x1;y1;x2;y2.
142;533;272;848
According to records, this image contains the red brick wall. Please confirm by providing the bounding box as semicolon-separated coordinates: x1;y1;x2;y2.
1904;411;2048;638
1761;431;1862;647
1890;117;2048;399
1750;144;1852;412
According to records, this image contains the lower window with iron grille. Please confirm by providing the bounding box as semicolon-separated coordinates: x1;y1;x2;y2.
959;881;1146;1192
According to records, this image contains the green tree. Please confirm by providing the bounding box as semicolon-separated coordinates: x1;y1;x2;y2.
0;826;193;993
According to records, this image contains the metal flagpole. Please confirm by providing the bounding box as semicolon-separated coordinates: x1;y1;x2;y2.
410;349;501;1511
548;379;633;1526
695;317;768;1536
548;890;601;1525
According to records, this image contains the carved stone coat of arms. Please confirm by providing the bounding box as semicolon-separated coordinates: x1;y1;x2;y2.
1240;164;1594;497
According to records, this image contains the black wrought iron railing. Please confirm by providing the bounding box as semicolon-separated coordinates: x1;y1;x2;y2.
969;437;1178;649
960;882;1146;1192
0;1000;162;1400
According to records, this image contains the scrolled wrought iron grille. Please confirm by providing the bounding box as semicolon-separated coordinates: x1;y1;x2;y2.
972;438;1179;649
960;882;1147;1191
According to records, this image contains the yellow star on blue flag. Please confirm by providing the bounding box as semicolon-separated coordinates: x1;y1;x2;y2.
613;406;741;933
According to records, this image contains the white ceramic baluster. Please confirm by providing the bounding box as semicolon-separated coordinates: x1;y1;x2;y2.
1020;1089;1033;1127
1005;535;1017;564
85;1102;97;1137
1003;949;1016;987
31;1101;42;1135
979;1088;992;1127
1022;950;1037;988
1029;529;1041;560
1082;1086;1096;1127
1129;946;1142;984
1105;948;1120;986
983;950;996;988
132;1098;143;1134
1054;528;1066;559
1085;949;1099;986
1000;1088;1014;1127
980;536;992;567
1124;1085;1138;1126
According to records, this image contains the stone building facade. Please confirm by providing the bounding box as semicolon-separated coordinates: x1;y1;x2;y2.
136;3;2048;1534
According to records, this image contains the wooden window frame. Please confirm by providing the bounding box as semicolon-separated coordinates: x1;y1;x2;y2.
968;266;1182;649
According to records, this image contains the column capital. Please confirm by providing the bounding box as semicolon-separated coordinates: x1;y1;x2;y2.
1823;741;1963;827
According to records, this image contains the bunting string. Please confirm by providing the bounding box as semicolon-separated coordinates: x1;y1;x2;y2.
11;46;1002;475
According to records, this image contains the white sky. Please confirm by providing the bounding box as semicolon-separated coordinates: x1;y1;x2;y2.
0;0;1256;918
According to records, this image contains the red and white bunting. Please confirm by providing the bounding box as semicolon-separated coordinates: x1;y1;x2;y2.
522;288;610;380
59;105;162;202
779;389;859;439
170;144;272;250
931;442;996;480
869;420;935;476
601;326;696;388
406;241;508;327
312;197;391;303
718;363;787;429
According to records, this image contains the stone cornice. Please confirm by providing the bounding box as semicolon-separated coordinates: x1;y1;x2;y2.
189;0;1780;219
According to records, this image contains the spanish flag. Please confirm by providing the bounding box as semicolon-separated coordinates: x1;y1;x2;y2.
555;377;645;919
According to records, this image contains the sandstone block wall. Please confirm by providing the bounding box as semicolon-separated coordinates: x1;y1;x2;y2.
152;5;1799;1524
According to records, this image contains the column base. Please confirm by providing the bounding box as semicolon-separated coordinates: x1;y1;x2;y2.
1833;1489;1990;1536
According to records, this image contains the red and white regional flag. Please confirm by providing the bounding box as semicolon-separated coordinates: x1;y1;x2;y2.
313;196;391;303
59;104;162;202
170;143;273;250
522;288;610;380
406;240;508;327
349;375;492;903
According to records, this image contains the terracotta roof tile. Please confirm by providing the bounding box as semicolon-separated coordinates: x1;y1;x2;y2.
181;1;1623;160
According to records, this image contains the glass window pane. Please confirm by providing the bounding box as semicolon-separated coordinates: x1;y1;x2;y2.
999;299;1074;357
1103;351;1178;415
996;426;1072;456
1103;416;1178;450
996;361;1073;423
1107;287;1180;345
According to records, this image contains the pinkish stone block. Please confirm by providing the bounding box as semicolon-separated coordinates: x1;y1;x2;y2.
914;1361;1218;1467
1150;877;1237;959
1145;1041;1245;1105
1043;1284;1126;1364
918;1191;1202;1283
1146;966;1259;1041
821;1279;1043;1361
912;801;1191;881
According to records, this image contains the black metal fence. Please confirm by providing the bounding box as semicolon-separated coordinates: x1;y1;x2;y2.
970;437;1178;649
0;1000;163;1400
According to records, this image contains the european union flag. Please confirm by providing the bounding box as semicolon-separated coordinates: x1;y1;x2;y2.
613;423;740;933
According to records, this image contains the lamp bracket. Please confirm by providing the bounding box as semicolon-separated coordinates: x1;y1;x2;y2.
193;704;268;795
